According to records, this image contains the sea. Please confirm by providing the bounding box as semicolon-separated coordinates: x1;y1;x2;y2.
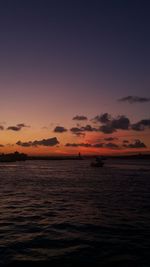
0;158;150;266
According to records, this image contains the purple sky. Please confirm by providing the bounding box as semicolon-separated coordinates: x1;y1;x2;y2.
0;0;150;154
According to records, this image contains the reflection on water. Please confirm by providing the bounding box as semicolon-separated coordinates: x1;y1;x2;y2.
0;159;150;266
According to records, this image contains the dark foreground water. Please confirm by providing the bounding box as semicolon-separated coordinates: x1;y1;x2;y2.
0;159;150;266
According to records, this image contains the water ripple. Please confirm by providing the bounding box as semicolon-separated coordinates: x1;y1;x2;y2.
0;159;150;265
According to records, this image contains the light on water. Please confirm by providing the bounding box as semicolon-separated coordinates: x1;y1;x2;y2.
0;159;150;266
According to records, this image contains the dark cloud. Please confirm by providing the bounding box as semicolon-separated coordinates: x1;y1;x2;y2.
71;114;138;135
93;113;111;123
16;141;32;147
118;96;150;104
93;114;130;134
92;112;150;134
111;116;130;130
131;119;150;131
33;137;59;147
65;143;79;147
77;143;92;147
16;137;59;147
105;142;120;149
0;126;4;130
104;137;118;141
99;124;116;134
131;123;144;131
7;123;29;131
70;124;97;136
70;127;83;135
139;119;150;126
93;143;104;148
65;143;92;147
65;142;120;149
54;126;67;133
65;138;147;150
17;123;29;128
66;142;104;148
7;126;21;131
73;115;87;121
123;139;147;148
123;140;129;143
66;142;111;148
100;116;130;134
0;144;4;147
81;125;97;132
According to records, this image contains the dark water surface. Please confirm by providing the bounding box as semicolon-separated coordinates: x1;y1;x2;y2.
0;159;150;266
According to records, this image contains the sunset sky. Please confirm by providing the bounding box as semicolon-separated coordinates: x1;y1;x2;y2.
0;0;150;155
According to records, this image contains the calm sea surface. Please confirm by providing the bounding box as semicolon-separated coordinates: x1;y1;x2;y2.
0;159;150;266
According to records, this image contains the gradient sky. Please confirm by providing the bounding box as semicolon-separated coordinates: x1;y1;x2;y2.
0;0;150;155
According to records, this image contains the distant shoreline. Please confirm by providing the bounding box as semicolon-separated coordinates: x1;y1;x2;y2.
0;152;150;162
28;154;150;160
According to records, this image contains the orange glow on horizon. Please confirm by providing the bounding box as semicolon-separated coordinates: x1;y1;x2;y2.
0;121;150;156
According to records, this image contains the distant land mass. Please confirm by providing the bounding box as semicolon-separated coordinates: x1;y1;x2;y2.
0;151;27;162
0;151;150;162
